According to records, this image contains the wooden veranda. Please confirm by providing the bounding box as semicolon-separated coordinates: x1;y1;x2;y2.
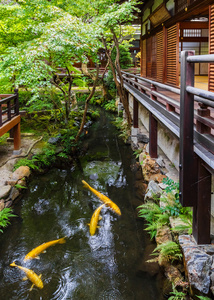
120;51;214;244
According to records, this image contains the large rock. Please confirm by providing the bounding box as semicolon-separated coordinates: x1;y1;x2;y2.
7;166;30;186
155;225;172;246
179;235;212;295
0;169;13;186
0;185;12;199
144;180;162;201
169;216;190;235
139;153;162;182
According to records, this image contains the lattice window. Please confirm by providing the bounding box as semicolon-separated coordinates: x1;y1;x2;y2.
156;31;164;82
167;24;179;86
183;29;202;37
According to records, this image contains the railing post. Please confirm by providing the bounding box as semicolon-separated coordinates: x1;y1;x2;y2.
179;50;197;207
166;103;175;112
150;84;157;101
196;103;211;134
7;100;11;121
14;88;19;115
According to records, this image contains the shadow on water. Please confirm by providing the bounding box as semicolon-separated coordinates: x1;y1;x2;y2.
0;109;165;299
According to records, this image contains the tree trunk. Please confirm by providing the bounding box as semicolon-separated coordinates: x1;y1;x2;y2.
101;36;132;126
112;30;132;126
75;65;99;143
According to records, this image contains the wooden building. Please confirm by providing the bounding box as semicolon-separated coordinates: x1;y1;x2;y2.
139;0;214;90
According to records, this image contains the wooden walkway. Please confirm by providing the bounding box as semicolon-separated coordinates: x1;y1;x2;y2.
121;51;214;244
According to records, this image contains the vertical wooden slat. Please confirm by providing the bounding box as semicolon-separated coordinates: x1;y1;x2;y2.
151;35;157;79
167;24;179;86
163;26;167;83
146;37;152;78
141;39;147;77
209;5;214;92
156;30;164;82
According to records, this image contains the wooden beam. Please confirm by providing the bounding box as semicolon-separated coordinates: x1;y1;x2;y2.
0;115;21;136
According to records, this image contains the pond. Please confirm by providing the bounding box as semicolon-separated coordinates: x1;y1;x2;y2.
0;110;164;299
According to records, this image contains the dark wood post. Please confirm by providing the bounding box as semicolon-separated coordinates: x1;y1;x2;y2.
13;121;21;151
179;50;197;207
149;112;158;158
149;83;158;158
14;88;19;115
133;97;138;128
193;160;211;244
7;100;11;121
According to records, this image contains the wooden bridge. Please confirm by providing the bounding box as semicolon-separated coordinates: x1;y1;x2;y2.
121;50;214;244
0;89;21;154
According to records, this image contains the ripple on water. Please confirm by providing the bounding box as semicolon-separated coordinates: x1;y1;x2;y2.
98;288;123;300
51;267;76;300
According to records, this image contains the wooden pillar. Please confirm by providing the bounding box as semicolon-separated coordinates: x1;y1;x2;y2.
179;50;197;207
149;83;158;158
193;161;211;244
149;113;158;158
13;122;21;151
133;97;138;128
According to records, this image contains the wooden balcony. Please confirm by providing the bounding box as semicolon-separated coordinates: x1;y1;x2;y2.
0;89;21;154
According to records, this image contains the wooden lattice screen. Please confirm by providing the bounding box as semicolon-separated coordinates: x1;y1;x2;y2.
209;5;214;92
141;39;146;77
167;24;179;86
151;35;157;78
156;30;164;82
146;37;152;78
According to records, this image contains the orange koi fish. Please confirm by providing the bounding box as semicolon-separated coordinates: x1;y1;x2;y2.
82;180;121;215
10;261;43;291
89;204;105;236
24;236;66;261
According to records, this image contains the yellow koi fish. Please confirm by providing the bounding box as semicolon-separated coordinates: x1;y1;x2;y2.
89;204;105;236
82;180;121;216
24;236;66;261
10;261;43;291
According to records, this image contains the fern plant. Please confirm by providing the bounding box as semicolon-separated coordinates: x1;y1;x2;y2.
151;241;183;264
168;284;186;300
13;157;39;171
0;208;16;233
138;202;170;238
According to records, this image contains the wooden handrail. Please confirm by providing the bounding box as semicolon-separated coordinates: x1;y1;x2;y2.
0;90;19;127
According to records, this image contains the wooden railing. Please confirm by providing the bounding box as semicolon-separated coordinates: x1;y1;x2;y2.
0;89;19;127
121;51;214;244
0;89;21;152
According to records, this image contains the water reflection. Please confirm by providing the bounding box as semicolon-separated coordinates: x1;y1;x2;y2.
0;110;163;299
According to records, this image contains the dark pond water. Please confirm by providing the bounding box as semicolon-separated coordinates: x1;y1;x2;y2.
0;110;164;299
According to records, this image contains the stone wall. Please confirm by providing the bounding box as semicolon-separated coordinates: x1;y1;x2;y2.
128;93;180;170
